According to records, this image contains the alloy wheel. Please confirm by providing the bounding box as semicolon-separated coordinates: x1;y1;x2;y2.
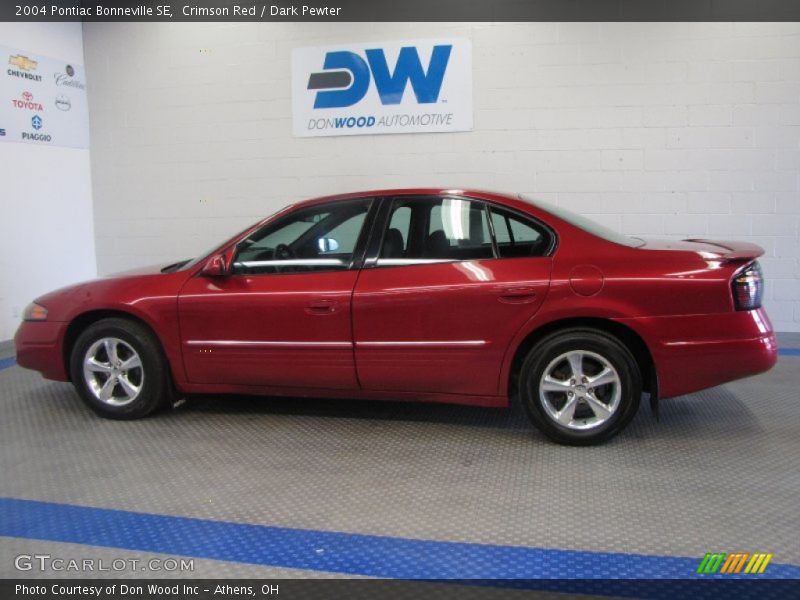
538;350;622;430
82;337;144;406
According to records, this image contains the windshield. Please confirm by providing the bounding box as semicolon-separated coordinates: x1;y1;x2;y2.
520;195;644;248
178;223;262;271
177;207;292;271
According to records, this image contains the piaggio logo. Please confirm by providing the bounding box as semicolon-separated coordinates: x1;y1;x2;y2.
307;45;452;109
696;552;773;575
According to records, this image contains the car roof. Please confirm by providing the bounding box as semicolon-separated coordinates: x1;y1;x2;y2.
292;188;525;210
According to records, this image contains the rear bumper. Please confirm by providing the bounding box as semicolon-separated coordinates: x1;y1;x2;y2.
619;308;777;399
14;320;69;381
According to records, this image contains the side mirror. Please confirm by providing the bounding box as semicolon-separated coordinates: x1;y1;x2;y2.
200;254;228;278
318;237;340;253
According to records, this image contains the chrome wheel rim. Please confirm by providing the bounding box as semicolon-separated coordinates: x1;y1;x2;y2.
539;350;621;431
82;337;144;406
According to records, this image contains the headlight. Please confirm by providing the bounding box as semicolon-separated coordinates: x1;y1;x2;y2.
22;302;48;321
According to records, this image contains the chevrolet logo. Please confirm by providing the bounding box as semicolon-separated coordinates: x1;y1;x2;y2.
9;55;37;71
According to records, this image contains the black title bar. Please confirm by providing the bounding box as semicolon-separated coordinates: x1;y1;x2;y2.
4;579;800;599
3;0;800;22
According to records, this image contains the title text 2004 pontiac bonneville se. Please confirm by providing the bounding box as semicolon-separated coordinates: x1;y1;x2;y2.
14;190;777;445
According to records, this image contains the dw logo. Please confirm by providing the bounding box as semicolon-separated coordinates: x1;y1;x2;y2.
307;45;453;109
292;38;472;137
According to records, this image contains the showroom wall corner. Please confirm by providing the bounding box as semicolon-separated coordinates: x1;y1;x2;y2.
0;22;97;341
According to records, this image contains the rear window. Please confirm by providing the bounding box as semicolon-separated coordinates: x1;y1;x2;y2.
520;195;644;248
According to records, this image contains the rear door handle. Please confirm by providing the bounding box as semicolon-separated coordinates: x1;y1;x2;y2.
498;286;537;304
305;299;339;315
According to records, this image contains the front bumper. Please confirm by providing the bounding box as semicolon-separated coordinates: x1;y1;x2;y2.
14;320;69;381
620;308;777;399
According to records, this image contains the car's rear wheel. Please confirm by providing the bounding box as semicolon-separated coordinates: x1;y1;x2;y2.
519;329;641;445
69;318;170;419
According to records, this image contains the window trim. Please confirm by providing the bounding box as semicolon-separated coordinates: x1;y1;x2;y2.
362;196;394;269
363;194;557;270
230;197;379;276
483;202;501;259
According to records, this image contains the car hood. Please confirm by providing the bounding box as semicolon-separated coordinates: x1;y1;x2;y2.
638;238;764;261
32;261;192;323
104;260;190;278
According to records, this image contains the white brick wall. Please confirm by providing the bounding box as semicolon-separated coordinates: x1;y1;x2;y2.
83;22;800;331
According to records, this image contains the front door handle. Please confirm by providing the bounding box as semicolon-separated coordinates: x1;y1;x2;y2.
498;286;537;304
305;299;339;315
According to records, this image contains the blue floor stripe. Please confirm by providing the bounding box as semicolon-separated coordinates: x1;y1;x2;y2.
1;498;799;581
0;357;15;371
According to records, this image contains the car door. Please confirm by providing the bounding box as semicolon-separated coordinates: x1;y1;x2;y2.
352;195;554;397
178;197;375;389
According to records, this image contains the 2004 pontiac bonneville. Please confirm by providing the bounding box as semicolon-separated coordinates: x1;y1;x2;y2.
15;189;776;444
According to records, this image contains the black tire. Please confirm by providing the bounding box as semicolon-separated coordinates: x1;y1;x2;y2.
69;317;172;419
519;328;641;445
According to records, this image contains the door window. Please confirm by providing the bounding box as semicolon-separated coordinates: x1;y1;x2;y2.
233;198;372;274
490;207;551;258
379;197;493;265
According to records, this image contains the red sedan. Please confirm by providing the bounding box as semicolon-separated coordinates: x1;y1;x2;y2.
14;189;777;444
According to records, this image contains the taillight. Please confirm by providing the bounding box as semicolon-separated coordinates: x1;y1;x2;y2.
732;261;764;311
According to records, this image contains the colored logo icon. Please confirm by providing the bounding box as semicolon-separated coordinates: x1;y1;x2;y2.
308;45;452;109
13;91;43;111
9;54;37;71
697;552;773;574
31;115;43;130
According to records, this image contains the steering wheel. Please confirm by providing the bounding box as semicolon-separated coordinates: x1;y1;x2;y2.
274;243;294;260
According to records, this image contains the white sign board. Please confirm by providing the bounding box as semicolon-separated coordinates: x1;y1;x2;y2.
0;45;89;149
292;38;472;137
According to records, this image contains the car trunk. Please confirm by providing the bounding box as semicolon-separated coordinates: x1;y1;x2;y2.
637;238;765;262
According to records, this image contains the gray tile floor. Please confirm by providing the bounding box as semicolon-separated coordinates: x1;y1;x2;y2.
0;340;15;360
0;354;798;578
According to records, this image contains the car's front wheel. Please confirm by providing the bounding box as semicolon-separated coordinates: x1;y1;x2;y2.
519;329;641;445
69;317;171;419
